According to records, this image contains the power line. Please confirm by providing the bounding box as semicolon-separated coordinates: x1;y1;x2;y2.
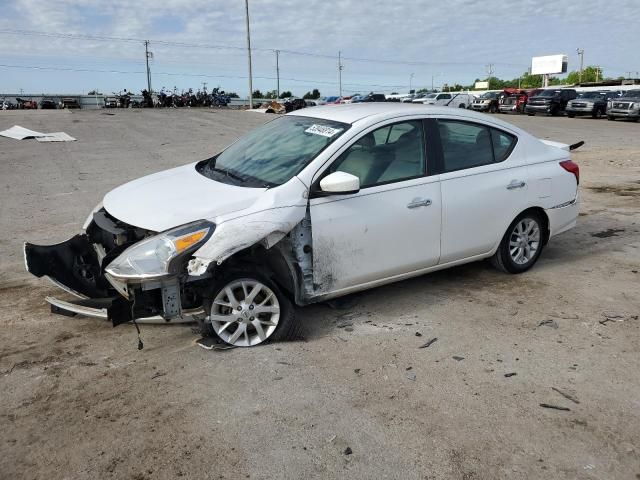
0;63;409;89
0;28;529;69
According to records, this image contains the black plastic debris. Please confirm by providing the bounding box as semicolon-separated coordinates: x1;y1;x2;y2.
504;372;517;378
540;403;571;412
419;337;438;349
344;447;353;455
552;387;580;404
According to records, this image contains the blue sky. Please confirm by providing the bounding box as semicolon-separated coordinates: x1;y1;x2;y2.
0;0;638;96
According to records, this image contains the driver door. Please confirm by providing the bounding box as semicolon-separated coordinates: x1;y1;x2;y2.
308;119;441;295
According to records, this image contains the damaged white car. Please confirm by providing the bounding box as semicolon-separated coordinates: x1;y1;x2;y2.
25;104;580;347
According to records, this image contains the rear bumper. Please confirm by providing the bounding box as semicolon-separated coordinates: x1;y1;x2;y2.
525;105;551;113
546;196;580;237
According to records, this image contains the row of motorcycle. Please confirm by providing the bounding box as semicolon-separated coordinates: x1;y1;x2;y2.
107;88;231;108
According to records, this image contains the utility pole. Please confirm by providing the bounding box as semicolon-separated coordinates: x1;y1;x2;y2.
576;48;584;83
275;50;280;98
338;51;343;97
595;67;600;83
245;0;253;109
144;40;152;94
485;63;495;89
409;73;414;92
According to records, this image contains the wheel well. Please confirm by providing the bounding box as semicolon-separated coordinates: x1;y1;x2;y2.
210;244;298;301
518;207;550;245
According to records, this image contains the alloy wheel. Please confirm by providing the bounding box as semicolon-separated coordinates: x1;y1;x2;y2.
208;279;280;347
509;218;541;265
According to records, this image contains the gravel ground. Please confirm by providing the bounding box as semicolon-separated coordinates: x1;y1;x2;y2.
1;108;639;480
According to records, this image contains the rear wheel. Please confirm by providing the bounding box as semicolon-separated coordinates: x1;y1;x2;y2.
489;103;497;113
491;212;544;274
567;113;575;118
607;116;615;121
592;107;603;119
203;270;298;347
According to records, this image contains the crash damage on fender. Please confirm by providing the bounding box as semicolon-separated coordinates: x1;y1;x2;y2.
24;164;311;327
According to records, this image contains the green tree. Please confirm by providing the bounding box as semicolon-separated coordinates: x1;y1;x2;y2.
279;91;293;99
264;90;278;99
227;92;239;98
564;66;603;84
252;90;264;98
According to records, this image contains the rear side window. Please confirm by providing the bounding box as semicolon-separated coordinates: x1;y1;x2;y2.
437;120;517;172
491;129;517;162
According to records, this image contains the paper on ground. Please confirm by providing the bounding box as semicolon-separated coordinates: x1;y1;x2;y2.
36;132;76;142
0;125;76;142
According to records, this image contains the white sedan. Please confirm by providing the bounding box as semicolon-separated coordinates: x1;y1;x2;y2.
25;104;580;347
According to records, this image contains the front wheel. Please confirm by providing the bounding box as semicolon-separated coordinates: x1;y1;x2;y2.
491;213;544;274
592;108;603;119
607;116;615;121
203;271;298;347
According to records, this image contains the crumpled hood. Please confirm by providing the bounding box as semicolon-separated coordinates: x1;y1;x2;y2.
103;162;265;231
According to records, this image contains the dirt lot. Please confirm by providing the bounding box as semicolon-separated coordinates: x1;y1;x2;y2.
1;108;639;480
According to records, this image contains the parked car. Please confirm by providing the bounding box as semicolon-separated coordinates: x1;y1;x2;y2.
525;89;577;116
421;92;453;105
282;98;307;112
40;98;57;109
315;96;340;105
104;97;118;108
1;98;16;110
61;98;81;109
498;88;542;114
401;94;417;103
606;89;640;122
354;93;386;102
566;91;620;119
16;98;38;109
410;93;429;103
25;104;580;348
470;92;501;113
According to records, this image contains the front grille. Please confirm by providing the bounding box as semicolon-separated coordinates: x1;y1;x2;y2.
572;103;587;108
614;102;630;109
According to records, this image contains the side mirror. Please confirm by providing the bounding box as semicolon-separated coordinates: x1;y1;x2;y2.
319;171;360;195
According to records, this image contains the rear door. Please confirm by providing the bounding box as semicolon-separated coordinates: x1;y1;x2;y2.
432;119;529;263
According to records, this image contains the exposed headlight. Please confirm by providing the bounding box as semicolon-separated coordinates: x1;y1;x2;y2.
105;221;214;280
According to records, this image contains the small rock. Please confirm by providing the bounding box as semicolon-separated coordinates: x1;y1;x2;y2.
452;356;465;361
406;371;417;381
539;319;559;329
344;447;353;455
415;332;422;337
504;372;517;378
344;327;354;332
354;368;361;374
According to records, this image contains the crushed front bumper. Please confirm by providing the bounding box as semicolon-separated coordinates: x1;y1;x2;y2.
24;235;202;325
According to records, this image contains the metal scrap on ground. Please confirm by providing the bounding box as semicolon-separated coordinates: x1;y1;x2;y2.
0;125;76;142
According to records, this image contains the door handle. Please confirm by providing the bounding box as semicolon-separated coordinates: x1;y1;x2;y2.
407;198;432;209
506;180;526;190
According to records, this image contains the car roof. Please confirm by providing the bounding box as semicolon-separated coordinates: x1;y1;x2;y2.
288;102;519;127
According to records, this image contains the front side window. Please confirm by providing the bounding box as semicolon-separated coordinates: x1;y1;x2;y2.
329;120;426;188
438;120;516;172
199;115;348;187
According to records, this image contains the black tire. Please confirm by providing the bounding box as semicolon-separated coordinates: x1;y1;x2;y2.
491;212;545;274
592;108;603;119
202;269;299;346
458;103;466;108
527;112;535;116
567;114;575;118
489;103;497;113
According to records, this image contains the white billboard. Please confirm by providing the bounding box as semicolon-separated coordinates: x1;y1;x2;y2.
531;55;568;75
474;81;489;89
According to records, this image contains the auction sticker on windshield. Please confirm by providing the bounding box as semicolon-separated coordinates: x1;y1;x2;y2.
305;124;342;138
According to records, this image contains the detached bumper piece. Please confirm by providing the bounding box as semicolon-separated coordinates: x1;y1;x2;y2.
45;296;197;325
25;235;110;299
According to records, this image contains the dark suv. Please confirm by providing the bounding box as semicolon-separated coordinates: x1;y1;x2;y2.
355;93;386;102
525;88;577;116
566;91;620;119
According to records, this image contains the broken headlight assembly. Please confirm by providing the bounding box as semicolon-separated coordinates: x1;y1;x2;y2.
105;221;214;281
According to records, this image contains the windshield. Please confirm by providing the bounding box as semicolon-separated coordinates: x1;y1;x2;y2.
622;90;640;98
539;89;562;96
424;93;437;99
199;115;349;187
480;92;497;99
577;92;605;99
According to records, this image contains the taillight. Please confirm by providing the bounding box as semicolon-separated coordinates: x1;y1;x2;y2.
559;160;579;185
